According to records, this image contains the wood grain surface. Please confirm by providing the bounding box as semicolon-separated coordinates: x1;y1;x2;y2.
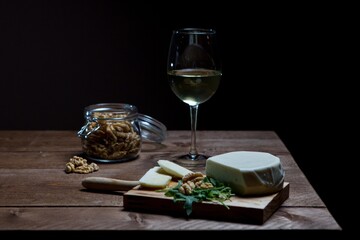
0;131;341;230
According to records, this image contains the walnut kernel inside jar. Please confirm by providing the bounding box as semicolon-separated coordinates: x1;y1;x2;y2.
78;103;142;162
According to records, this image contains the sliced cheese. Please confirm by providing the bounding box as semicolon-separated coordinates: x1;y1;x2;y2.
205;151;285;196
139;166;172;189
157;160;193;178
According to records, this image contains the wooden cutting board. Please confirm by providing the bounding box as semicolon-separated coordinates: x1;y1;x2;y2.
123;182;289;224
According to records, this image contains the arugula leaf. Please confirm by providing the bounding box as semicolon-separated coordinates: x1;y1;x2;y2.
163;176;234;216
184;195;199;216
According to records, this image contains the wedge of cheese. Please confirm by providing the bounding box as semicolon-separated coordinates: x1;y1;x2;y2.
157;160;193;178
139;166;172;189
205;151;285;196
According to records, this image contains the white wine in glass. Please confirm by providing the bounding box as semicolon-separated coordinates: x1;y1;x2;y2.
167;28;222;160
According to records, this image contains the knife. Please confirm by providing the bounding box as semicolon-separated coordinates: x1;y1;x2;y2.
82;177;139;191
82;160;192;191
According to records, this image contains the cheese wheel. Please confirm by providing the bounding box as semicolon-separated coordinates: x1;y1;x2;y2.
205;151;285;196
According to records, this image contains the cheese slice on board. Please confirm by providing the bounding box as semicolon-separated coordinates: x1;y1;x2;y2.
139;166;172;189
157;160;193;178
205;151;285;196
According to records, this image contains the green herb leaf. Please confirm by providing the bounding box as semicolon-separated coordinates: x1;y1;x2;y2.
163;176;234;216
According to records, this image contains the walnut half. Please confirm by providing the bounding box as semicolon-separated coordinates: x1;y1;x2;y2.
178;172;213;195
65;156;99;174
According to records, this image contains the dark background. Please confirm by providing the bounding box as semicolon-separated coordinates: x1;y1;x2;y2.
0;0;350;233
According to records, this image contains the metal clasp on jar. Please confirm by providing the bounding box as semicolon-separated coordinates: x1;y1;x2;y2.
77;120;100;139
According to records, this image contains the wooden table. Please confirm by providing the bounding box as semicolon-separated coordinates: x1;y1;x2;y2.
0;131;341;231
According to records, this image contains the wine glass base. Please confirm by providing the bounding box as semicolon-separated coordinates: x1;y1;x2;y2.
172;153;208;168
178;154;208;161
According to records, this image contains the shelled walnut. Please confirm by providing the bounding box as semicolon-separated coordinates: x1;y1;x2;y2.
65;156;99;174
81;112;141;160
179;172;213;195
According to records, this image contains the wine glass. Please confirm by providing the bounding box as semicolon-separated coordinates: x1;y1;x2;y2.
167;28;222;161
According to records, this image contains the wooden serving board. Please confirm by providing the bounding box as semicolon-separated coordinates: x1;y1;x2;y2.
123;182;289;224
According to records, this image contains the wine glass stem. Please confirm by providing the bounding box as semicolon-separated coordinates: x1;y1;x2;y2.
189;104;199;159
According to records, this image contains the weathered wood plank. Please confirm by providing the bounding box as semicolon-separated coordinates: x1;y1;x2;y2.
0;131;81;152
0;131;289;154
0;207;340;230
0;151;323;208
0;152;299;171
0;168;323;207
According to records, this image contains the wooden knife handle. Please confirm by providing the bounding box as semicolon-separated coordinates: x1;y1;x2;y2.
82;177;140;191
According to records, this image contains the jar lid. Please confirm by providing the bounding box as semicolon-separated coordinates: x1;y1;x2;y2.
138;113;167;143
79;103;167;143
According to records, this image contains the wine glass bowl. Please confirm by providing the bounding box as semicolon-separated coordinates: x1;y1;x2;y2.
167;28;222;160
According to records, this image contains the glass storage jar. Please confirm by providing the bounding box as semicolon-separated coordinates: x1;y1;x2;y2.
77;103;166;163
